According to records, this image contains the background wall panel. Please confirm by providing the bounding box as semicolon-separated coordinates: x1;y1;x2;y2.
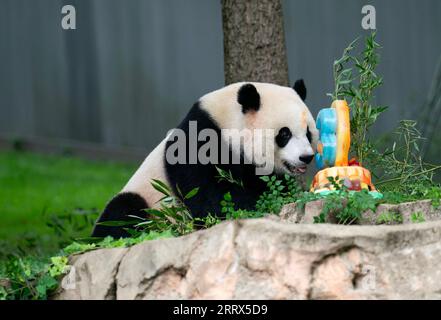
0;0;439;157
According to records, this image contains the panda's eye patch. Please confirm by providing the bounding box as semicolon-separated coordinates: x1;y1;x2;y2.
306;126;312;143
276;127;292;148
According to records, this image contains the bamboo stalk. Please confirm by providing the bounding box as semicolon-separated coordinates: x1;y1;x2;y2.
376;164;441;186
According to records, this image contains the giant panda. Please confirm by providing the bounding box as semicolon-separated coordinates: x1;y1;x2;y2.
92;80;318;238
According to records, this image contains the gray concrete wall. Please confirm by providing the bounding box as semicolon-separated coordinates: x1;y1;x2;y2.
0;0;439;155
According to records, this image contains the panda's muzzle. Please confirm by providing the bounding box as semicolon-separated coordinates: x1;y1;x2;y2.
283;161;307;174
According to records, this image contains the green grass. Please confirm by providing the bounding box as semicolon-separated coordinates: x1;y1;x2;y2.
0;151;137;256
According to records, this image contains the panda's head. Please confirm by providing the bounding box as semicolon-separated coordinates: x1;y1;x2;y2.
199;81;318;175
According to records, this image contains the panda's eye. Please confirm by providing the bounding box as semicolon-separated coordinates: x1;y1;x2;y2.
275;127;292;148
306;126;312;143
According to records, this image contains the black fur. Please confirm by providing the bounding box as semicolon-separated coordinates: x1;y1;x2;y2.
306;126;312;143
92;192;148;238
275;127;292;148
293;79;307;101
164;102;267;218
237;83;260;113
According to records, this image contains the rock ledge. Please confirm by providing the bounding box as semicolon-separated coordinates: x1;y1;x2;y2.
55;205;441;299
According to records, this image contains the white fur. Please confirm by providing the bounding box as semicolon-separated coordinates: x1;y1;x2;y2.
200;82;318;174
278;136;314;168
122;138;167;208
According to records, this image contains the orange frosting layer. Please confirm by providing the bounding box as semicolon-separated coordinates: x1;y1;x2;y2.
331;100;350;167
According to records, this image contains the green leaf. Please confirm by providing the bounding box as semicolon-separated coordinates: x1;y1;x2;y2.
96;220;138;227
184;187;199;199
151;179;171;196
126;214;146;220
74;237;103;244
124;228;142;237
338;79;353;85
63;241;96;254
145;208;166;217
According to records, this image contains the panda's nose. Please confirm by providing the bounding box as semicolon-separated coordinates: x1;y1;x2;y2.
299;154;314;164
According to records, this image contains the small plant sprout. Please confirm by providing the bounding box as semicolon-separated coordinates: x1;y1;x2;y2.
376;121;441;194
315;177;378;225
377;211;403;224
140;179;198;236
410;212;425;223
255;175;302;214
215;166;244;188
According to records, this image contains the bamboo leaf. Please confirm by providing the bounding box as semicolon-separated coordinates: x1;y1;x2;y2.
184;187;199;199
151;179;171;196
96;220;138;227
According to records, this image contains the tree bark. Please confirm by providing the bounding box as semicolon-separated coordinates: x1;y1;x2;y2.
221;0;289;86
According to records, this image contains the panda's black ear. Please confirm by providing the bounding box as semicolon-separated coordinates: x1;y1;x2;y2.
293;79;307;101
238;83;260;113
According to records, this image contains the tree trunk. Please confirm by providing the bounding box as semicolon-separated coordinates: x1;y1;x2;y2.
221;0;289;86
